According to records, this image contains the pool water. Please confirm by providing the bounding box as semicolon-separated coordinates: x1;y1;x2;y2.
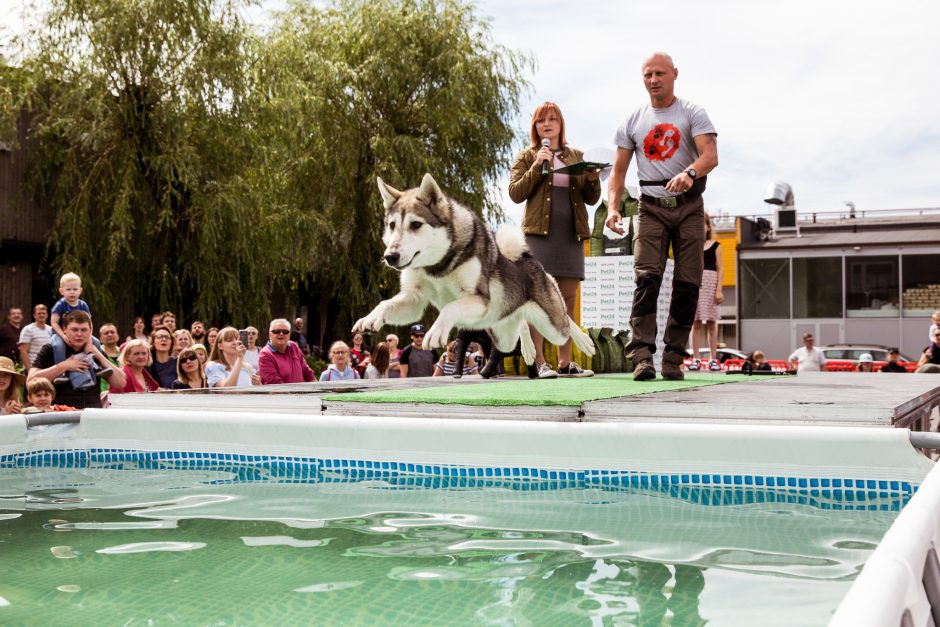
0;463;904;626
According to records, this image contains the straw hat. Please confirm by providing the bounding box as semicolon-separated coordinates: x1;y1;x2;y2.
0;357;26;386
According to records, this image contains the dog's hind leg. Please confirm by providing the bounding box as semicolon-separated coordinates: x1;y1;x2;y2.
490;317;524;353
524;306;597;358
523;302;570;347
518;320;536;365
567;317;596;356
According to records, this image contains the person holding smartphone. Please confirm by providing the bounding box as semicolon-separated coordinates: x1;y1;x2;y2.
205;327;259;387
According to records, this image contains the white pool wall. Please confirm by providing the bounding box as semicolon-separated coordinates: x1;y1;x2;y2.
830;458;940;627
1;409;933;484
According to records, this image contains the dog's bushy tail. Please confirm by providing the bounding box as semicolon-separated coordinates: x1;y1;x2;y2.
568;318;596;356
495;225;528;262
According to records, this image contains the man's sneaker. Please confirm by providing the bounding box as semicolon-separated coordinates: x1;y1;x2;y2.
708;359;722;372
558;362;594;377
633;359;656;381
661;361;685;381
687;359;701;371
526;363;539;379
536;362;558;379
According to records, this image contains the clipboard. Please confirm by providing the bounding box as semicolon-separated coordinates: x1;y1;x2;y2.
553;161;611;175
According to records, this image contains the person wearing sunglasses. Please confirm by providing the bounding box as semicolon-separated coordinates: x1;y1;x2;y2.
916;331;940;374
399;324;436;378
171;348;207;389
258;319;315;384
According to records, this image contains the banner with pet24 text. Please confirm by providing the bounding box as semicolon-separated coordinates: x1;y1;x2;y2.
581;256;674;370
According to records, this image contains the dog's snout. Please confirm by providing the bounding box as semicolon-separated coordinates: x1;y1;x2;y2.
384;252;400;266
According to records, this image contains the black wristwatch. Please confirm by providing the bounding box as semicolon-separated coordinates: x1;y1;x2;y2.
685;168;697;180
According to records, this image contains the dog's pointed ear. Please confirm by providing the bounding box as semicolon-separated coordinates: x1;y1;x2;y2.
419;173;445;206
377;177;401;209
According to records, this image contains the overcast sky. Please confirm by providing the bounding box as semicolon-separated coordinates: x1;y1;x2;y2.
4;0;939;226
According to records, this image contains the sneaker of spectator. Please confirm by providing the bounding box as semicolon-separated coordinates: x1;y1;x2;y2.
536;362;558;379
558;362;593;377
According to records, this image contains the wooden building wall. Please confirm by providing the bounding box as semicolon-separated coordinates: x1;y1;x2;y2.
0;111;56;315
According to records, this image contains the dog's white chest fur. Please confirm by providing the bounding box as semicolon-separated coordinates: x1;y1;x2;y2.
406;257;486;313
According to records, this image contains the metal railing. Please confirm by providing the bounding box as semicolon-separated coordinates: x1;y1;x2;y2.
711;206;940;231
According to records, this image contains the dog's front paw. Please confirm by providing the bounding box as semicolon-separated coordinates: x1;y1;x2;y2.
424;322;450;350
353;310;384;333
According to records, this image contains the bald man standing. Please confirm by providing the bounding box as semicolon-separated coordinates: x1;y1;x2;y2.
606;52;718;382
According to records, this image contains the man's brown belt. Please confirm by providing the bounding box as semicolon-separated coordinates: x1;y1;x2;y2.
639;174;706;208
640;189;702;209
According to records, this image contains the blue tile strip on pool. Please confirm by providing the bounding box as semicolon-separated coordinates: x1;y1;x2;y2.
0;448;916;511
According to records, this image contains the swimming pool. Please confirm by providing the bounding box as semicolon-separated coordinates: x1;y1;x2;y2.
0;410;934;625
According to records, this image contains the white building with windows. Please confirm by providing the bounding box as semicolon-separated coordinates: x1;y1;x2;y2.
736;210;940;360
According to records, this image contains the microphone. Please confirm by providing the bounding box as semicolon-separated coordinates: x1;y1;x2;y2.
541;138;551;176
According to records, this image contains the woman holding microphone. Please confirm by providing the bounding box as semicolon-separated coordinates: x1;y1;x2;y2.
507;101;600;378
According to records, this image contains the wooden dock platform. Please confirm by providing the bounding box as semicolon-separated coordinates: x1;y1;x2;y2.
108;372;940;431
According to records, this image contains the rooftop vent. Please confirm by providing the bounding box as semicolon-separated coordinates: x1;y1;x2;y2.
764;180;798;236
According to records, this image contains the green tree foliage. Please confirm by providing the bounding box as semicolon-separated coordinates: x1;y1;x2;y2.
7;0;530;332
13;0;283;325
250;0;531;334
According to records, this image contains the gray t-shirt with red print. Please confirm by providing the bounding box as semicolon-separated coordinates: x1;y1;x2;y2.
612;97;716;198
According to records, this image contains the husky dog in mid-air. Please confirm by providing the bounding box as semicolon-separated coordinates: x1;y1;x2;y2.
352;173;595;367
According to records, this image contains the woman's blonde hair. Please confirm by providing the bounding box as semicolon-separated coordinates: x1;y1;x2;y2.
328;341;349;363
208;327;241;370
705;213;714;240
119;339;153;367
529;101;566;148
174;329;194;346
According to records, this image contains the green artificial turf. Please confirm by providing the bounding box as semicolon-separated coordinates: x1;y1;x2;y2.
322;373;762;407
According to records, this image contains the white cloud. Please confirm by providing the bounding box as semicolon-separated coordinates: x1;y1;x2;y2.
477;0;940;222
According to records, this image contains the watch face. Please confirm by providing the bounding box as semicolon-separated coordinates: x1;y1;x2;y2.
687;168;697;179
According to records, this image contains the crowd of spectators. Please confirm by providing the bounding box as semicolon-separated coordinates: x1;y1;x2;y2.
0;271;455;413
4;274;937;415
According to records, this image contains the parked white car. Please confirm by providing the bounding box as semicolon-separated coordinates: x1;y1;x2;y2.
818;344;914;363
